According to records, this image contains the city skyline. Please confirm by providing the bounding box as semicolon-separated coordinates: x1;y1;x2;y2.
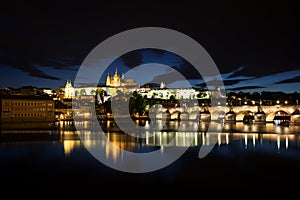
1;2;300;92
1;1;300;194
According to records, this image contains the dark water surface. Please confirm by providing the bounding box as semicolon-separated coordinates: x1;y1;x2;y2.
1;121;300;196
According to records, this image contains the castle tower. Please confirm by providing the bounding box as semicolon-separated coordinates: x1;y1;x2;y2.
64;79;75;99
106;73;111;86
114;67;118;77
160;81;165;89
113;67;120;86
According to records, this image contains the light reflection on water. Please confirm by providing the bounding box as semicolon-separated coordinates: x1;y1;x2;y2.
73;130;300;162
60;120;300;163
2;120;300;194
1;120;300;161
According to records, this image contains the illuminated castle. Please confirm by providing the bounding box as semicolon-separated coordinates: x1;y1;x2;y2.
106;68;137;87
106;68;122;87
105;68;138;95
64;79;75;99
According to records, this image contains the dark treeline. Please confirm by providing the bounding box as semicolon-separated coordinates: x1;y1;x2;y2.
226;91;300;106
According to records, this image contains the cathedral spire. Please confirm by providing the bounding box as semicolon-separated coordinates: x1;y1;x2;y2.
66;79;72;87
106;72;111;86
160;81;165;88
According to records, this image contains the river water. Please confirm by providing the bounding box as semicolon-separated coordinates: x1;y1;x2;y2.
1;120;300;196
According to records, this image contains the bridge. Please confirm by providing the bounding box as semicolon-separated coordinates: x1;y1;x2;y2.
152;105;300;124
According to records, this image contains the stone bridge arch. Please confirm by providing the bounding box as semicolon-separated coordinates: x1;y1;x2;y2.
170;110;181;120
265;110;290;123
153;105;300;123
291;109;300;124
236;110;254;123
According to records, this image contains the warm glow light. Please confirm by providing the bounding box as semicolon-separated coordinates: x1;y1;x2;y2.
285;136;288;149
153;131;156;145
83;121;88;129
159;132;162;145
243;124;249;132
145;120;150;129
160;145;164;154
146;131;149;145
63;140;77;156
206;134;210;145
226;133;229;144
105;141;120;163
193;122;198;130
59;120;64;129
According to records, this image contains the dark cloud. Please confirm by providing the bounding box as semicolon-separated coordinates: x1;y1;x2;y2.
141;49;201;80
150;70;182;85
0;1;300;91
120;51;143;69
0;54;80;80
226;86;265;91
26;66;60;80
111;49;201;83
196;79;247;88
274;76;300;84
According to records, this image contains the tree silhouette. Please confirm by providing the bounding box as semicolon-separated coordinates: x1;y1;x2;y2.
80;89;86;96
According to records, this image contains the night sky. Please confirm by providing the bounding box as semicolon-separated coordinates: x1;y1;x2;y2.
1;1;300;93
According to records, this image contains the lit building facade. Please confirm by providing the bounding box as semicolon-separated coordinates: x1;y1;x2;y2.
138;87;210;100
0;97;55;122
